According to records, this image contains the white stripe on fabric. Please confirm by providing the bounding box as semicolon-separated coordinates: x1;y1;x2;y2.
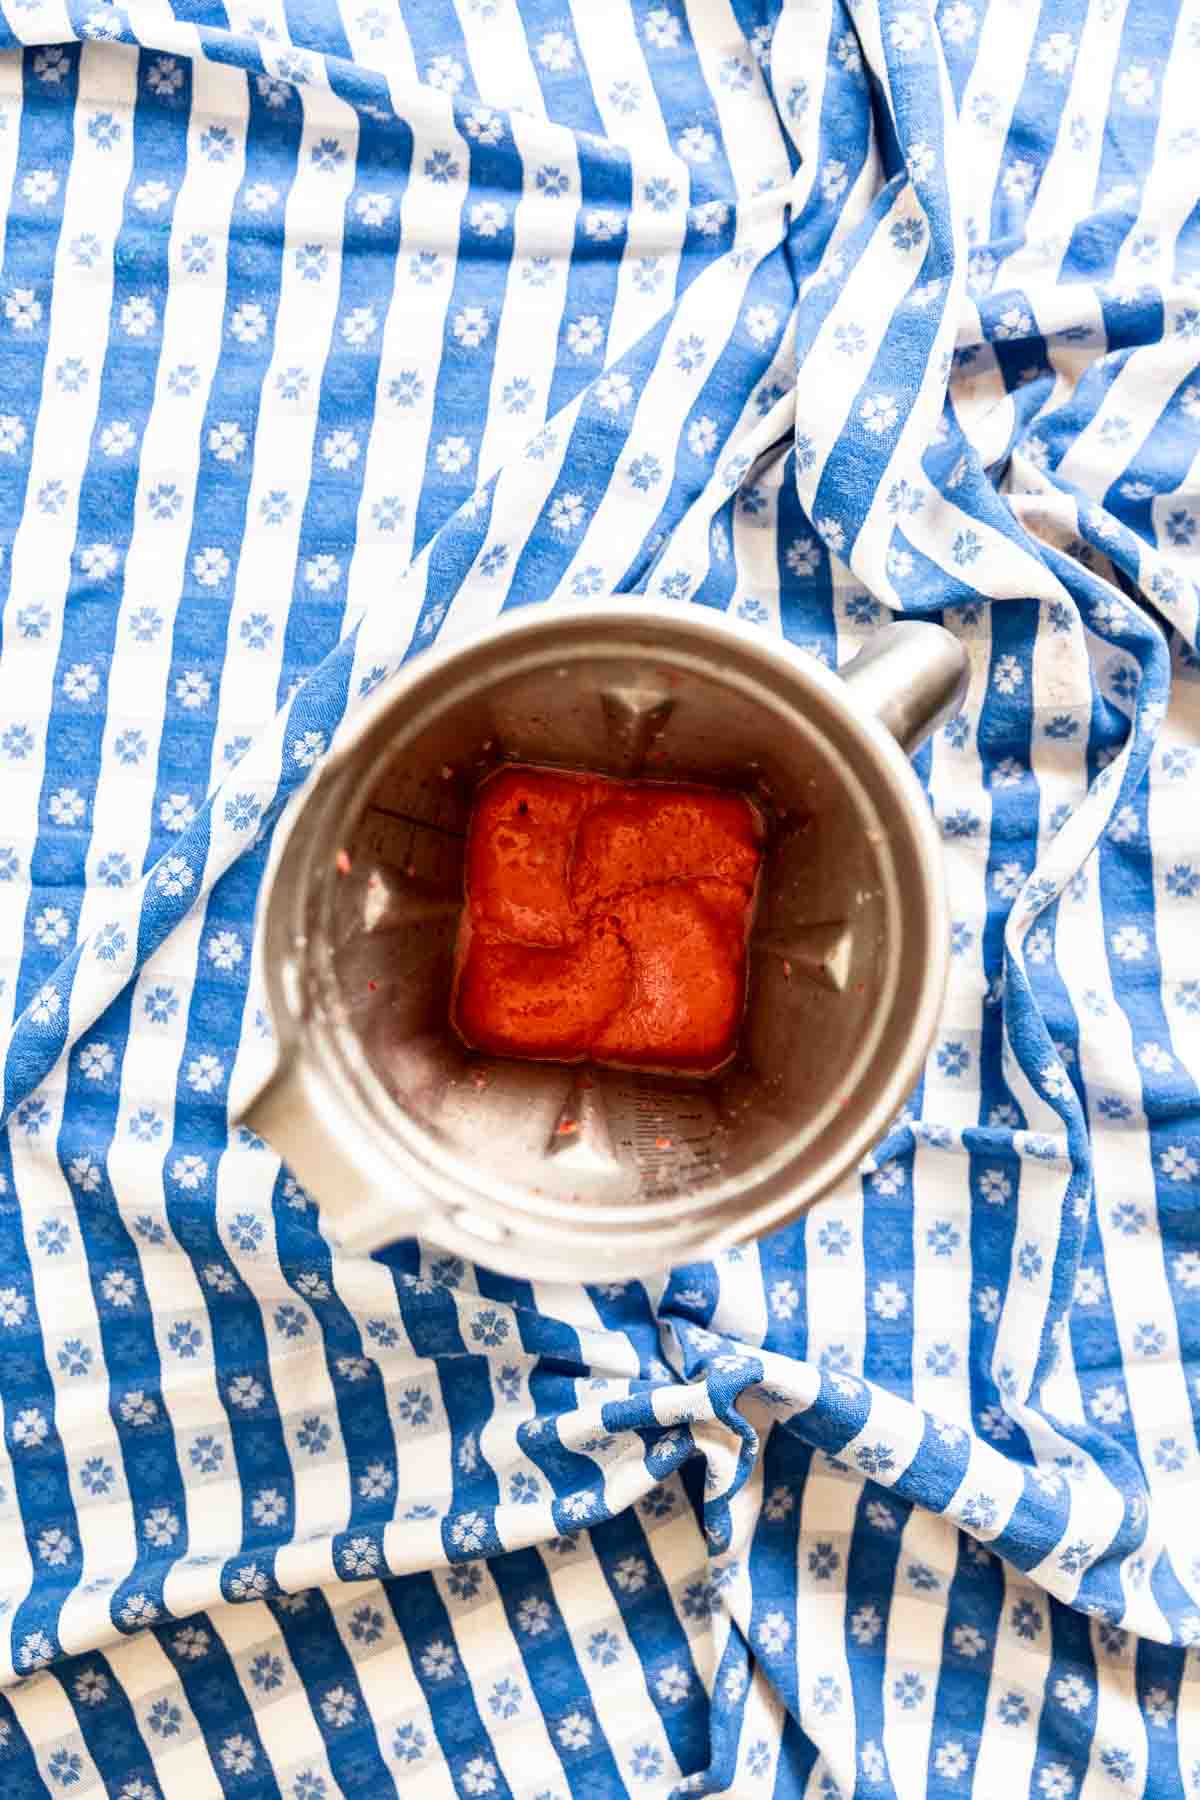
970;1567;1050;1797
454;0;547;117
1048;863;1194;1564
1177;1648;1200;1800
1108;1;1199;286
708;1245;769;1348
349;96;465;581
1078;1619;1147;1799
11;1081;137;1657
326;1581;461;1796
880;1508;955;1800
4;1665;102;1795
570;0;667;157
955;0;1044;237
683;0;792;203
995;0;1133;294
476;111;577;479
544;1543;683;1791
102;1623;225;1797
82;55;247;903
793;1463;859;1781
0;1381;29;1685
0;50;25;268
112;920;239;1624
226;1195;347;1595
0;41;138;1041
435;1559;574;1796
226;84;359;730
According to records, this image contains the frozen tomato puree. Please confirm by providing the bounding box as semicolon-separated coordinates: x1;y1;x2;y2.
452;766;762;1073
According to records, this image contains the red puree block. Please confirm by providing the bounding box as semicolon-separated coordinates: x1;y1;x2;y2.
452;765;761;1074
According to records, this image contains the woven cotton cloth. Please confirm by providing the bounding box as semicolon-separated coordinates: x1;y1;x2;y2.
0;0;1198;1793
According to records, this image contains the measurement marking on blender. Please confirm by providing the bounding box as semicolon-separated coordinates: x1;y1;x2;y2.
366;802;466;839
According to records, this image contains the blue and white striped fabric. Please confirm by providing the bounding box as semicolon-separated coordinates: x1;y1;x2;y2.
0;0;1197;1794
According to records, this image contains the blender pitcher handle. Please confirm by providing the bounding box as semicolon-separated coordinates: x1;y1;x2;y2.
236;1056;421;1253
838;621;968;755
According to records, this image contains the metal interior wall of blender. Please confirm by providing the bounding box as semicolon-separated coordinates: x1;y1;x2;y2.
324;650;890;1211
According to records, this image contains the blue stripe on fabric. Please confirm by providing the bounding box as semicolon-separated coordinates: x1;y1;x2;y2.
629;0;743;285
17;48;192;1016
157;850;297;1560
987;1469;1071;1574
1135;1635;1185;1792
278;0;353;61
133;797;215;976
1029;1600;1099;1800
583;1279;666;1377
515;1363;611;1522
974;598;1041;1429
520;3;605;135
745;1429;807;1723
0;1694;52;1795
1098;379;1196;545
589;1506;708;1777
1035;341;1155;486
0;46;80;617
1069;1195;1138;1466
266;1587;395;1792
808;238;945;550
273;630;356;822
863;1143;917;1401
1069;1487;1144;1623
431;1305;503;1552
659;1262;718;1328
144;82;302;873
924;1535;1005;1795
702;1625;754;1793
777;446;837;654
1063;0;1184;281
382;1570;517;1799
617;256;795;593
542;148;633;423
905;1413;973;1513
842;1476;912;1793
1;1126;75;1681
1148;1548;1199;1648
274;92;410;695
413;137;519;550
935;0;983;111
691;492;738;610
410;485;495;644
985;0;1091;256
156;1611;282;1797
59;988;192;1640
875;0;957;228
781;1370;872;1463
505;341;675;608
489;1542;626;1796
1086;699;1196;1484
57;1648;166;1796
394;5;476;103
977;285;1051;410
385;1264;466;1360
472;1265;536;1322
758;1221;807;1370
282;1218;399;1552
783;11;875;275
774;1712;819;1796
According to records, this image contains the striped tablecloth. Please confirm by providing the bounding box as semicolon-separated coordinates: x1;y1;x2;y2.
0;0;1197;1794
